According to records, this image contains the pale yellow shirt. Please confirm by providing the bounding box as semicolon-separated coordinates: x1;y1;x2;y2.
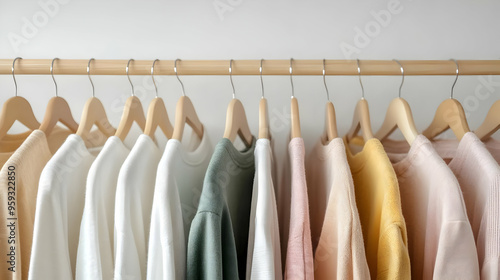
344;136;411;280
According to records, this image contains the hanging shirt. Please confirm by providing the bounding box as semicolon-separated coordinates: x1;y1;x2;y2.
28;133;106;280
246;138;282;280
0;131;32;169
306;138;370;280
431;132;500;279
343;136;411;280
114;134;166;280
187;137;255;280
0;127;69;171
282;137;314;279
381;135;479;279
76;135;136;280
147;131;212;280
0;128;71;280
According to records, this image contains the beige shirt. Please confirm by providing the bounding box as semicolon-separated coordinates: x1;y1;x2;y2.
0;128;70;280
306;138;370;279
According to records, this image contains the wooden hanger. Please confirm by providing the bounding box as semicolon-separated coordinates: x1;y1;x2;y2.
346;59;374;142
289;58;302;138
258;59;270;140
144;60;173;141
76;59;116;143
346;98;374;142
114;59;147;141
422;59;470;140
223;98;253;146
223;60;253;147
39;96;79;136
39;58;79;136
324;101;337;142
259;98;270;139
291;97;301;138
422;98;470;140
474;100;500;140
172;96;204;141
375;60;418;145
0;58;40;140
321;59;338;144
376;98;418;145
170;59;203;142
0;96;40;140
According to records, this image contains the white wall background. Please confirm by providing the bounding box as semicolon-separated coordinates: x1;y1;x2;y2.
1;0;500;161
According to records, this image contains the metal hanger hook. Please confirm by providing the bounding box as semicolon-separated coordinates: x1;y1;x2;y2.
126;59;135;96
51;58;60;97
393;59;404;98
151;59;159;98
260;59;264;99
323;59;330;101
356;59;365;99
229;59;236;99
450;59;459;99
290;58;295;98
87;58;95;98
12;57;22;97
174;59;186;97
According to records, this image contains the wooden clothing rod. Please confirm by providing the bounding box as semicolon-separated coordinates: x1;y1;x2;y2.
0;59;499;76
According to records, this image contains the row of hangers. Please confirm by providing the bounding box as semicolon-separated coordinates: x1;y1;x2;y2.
1;57;499;152
347;58;500;145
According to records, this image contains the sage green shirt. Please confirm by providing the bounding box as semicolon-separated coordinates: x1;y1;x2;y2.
187;138;256;279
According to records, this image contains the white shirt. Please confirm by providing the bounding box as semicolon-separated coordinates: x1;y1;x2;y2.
147;132;212;280
246;139;282;280
29;134;102;280
114;134;166;280
76;136;133;280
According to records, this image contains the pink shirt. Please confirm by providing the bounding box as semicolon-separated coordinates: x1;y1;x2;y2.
280;138;314;279
382;135;479;279
432;132;500;280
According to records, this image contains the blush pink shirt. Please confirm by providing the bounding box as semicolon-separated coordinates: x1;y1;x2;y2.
280;138;314;279
382;135;479;279
432;132;500;280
